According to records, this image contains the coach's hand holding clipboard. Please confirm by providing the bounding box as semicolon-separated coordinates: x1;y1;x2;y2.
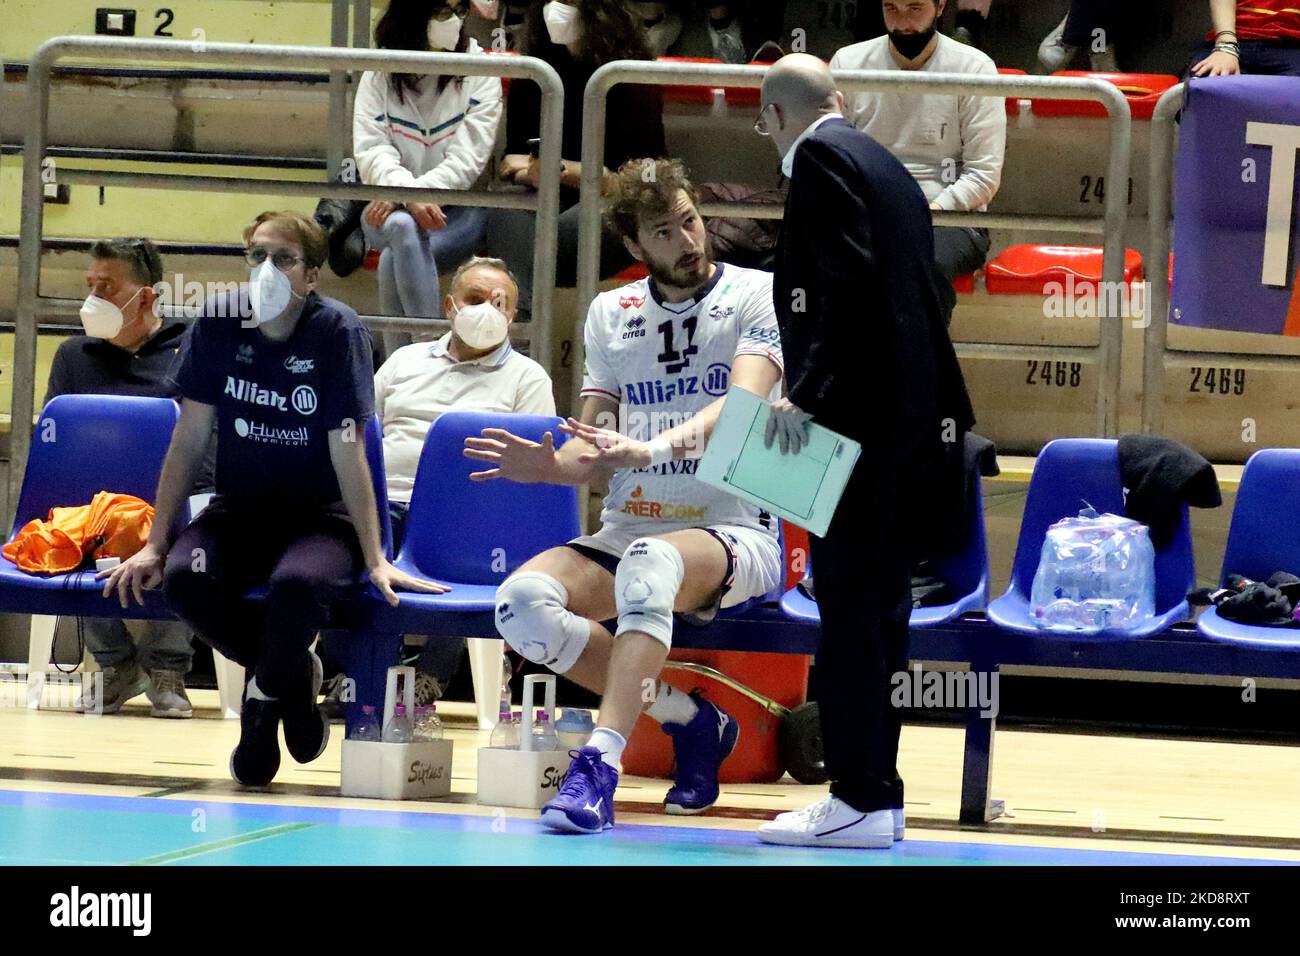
695;387;861;537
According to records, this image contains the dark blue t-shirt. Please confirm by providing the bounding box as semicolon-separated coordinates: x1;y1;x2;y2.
172;291;374;512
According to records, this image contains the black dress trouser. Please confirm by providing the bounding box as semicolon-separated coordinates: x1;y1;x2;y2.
809;465;913;813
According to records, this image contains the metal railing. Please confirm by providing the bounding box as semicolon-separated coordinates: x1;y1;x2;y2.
576;62;1135;438
1139;82;1300;435
13;35;565;523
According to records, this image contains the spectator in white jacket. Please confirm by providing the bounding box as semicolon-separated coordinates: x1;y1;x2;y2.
354;0;504;354
831;0;1006;325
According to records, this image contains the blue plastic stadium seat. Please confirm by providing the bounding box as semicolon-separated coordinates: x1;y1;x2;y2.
361;411;580;631
986;438;1194;640
1197;449;1300;651
0;395;180;617
779;472;990;628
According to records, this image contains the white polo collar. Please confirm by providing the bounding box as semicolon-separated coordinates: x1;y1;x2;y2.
429;332;513;368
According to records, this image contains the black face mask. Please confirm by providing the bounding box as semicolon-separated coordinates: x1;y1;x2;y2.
889;27;936;60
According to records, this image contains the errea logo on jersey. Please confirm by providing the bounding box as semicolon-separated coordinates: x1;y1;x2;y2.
623;316;646;339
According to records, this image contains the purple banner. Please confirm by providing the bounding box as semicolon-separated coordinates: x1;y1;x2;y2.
1171;76;1300;335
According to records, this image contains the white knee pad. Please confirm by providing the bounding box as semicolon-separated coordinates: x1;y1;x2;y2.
494;571;589;673
614;537;685;648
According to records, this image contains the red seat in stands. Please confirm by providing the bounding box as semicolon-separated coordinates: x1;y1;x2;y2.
657;56;727;105
953;272;976;295
1030;72;1179;121
484;49;520;95
613;262;650;283
997;67;1026;116
984;244;1143;295
656;56;772;107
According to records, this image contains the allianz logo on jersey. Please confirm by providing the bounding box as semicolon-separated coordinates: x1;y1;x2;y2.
234;417;309;446
622;315;646;339
625;364;729;405
225;377;318;415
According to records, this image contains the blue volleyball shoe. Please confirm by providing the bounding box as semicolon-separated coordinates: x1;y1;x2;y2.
662;693;740;815
539;746;619;833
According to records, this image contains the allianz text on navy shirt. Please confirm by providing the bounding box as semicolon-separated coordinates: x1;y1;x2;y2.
171;290;374;513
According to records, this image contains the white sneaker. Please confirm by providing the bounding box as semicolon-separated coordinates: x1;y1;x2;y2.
757;795;894;848
769;803;905;840
1037;15;1076;73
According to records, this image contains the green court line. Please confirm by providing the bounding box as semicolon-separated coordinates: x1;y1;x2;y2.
128;822;317;866
137;785;201;798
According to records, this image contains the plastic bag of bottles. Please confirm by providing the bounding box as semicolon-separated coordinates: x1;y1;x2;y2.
1030;505;1156;635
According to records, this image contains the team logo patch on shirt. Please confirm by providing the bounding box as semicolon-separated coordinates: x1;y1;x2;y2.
235;344;255;364
291;385;318;416
619;292;646;310
284;355;315;374
233;417;309;446
707;304;735;321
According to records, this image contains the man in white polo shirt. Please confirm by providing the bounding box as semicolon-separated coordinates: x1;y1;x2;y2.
830;0;1006;324
372;256;554;702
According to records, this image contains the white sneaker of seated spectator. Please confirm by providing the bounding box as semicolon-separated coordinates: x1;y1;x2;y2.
757;795;895;848
1037;15;1076;73
708;18;746;64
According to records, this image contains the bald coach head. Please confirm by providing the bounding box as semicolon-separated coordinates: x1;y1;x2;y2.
757;54;845;168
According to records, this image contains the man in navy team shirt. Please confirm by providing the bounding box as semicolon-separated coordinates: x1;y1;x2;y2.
101;211;443;786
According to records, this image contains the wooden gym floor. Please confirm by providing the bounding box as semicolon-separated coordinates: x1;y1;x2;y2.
1;690;1297;865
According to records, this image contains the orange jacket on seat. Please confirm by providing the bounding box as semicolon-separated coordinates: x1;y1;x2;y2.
2;492;155;574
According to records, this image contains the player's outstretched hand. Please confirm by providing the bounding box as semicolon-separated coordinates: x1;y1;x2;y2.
463;427;558;482
561;418;651;470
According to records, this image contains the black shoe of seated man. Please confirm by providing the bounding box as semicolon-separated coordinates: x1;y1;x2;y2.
281;651;330;764
230;693;281;787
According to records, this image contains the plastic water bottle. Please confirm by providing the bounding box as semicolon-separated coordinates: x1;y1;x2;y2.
413;705;443;741
350;705;382;742
529;709;560;751
499;653;513;712
489;705;519;749
383;703;414;743
555;708;594;751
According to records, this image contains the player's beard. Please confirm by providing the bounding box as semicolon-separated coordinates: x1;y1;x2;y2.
643;237;714;293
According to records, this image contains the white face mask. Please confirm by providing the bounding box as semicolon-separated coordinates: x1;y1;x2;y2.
247;260;297;326
543;1;582;45
427;15;463;51
452;298;509;350
80;286;144;339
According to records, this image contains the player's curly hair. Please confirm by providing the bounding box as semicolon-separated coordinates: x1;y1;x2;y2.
605;158;699;243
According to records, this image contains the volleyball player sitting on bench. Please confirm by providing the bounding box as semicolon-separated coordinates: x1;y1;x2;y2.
464;158;785;833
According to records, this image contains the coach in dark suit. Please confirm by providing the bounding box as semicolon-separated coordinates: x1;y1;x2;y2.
755;54;974;849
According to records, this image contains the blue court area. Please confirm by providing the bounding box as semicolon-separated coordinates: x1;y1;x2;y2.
0;790;1288;866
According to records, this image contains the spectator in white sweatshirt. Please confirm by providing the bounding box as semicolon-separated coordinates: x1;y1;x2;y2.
353;0;504;355
831;0;1006;324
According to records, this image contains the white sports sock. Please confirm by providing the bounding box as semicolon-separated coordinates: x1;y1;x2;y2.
586;727;627;769
644;682;699;726
246;677;277;702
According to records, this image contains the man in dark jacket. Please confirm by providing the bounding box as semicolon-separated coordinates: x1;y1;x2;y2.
46;238;197;717
755;54;975;848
